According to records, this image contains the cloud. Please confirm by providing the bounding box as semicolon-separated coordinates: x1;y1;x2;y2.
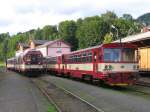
0;0;150;34
0;19;12;27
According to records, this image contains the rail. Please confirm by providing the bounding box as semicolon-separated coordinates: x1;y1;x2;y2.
32;77;105;112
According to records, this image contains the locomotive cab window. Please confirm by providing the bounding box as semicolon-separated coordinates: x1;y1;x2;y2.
122;48;136;62
104;48;121;62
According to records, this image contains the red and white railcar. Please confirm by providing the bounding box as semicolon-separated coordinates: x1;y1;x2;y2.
7;57;16;70
7;49;43;73
46;43;139;86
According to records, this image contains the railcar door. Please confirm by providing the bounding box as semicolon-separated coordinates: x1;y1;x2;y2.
57;56;61;72
93;49;98;73
61;55;65;73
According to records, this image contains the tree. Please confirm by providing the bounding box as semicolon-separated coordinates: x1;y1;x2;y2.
103;33;113;44
42;25;58;40
0;32;10;42
3;38;8;66
34;28;43;40
122;14;133;21
101;11;117;22
58;20;78;50
76;16;110;48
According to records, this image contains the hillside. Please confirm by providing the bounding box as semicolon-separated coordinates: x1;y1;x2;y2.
137;13;150;26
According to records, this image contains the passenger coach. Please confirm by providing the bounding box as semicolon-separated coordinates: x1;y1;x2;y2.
45;43;139;86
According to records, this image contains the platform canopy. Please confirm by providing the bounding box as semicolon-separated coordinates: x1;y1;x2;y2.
113;31;150;47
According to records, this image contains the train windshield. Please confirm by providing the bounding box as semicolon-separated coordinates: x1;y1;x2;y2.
30;54;42;64
104;48;136;62
104;48;121;62
25;53;42;64
122;48;135;62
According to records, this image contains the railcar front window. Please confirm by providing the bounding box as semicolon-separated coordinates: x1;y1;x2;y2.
122;48;135;62
104;48;121;62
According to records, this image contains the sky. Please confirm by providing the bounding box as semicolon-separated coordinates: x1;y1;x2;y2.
0;0;149;35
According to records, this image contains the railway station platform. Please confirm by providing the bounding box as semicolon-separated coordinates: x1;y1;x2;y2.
0;69;51;112
139;77;150;83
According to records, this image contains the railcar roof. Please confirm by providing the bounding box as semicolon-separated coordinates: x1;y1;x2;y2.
64;42;136;55
32;40;49;45
69;45;101;54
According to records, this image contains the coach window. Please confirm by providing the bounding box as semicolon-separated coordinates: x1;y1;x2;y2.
82;53;87;62
73;55;75;62
72;55;74;62
77;54;80;62
122;48;135;62
69;56;71;63
71;55;73;63
75;55;77;62
94;52;97;62
76;55;78;62
87;52;92;62
76;55;79;62
70;55;72;63
74;55;76;62
79;54;82;62
78;54;81;62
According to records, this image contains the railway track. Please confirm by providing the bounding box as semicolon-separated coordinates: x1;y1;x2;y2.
136;81;150;87
30;79;62;112
31;77;105;112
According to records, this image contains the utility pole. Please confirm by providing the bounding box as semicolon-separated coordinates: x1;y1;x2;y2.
111;25;121;43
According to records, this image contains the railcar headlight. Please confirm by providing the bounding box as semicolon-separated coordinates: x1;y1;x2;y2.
105;65;108;70
104;65;113;70
133;65;136;70
109;65;113;70
133;65;139;70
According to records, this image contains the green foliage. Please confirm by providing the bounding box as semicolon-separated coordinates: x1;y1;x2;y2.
34;28;43;40
101;11;117;20
122;14;133;21
0;11;143;61
76;16;110;48
58;20;78;50
42;25;58;40
103;33;113;44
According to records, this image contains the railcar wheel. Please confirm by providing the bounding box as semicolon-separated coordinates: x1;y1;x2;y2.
98;79;107;87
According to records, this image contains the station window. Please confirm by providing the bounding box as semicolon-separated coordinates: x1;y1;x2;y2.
57;42;61;46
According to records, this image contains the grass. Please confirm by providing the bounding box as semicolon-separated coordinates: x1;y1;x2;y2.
47;105;57;112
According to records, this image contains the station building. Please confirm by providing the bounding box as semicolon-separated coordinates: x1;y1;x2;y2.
34;39;71;57
16;39;71;58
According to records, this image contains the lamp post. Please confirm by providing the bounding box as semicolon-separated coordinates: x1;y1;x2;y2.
111;25;121;44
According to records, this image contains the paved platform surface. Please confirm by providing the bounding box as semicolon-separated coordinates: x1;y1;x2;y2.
0;70;51;112
42;75;150;112
139;77;150;83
